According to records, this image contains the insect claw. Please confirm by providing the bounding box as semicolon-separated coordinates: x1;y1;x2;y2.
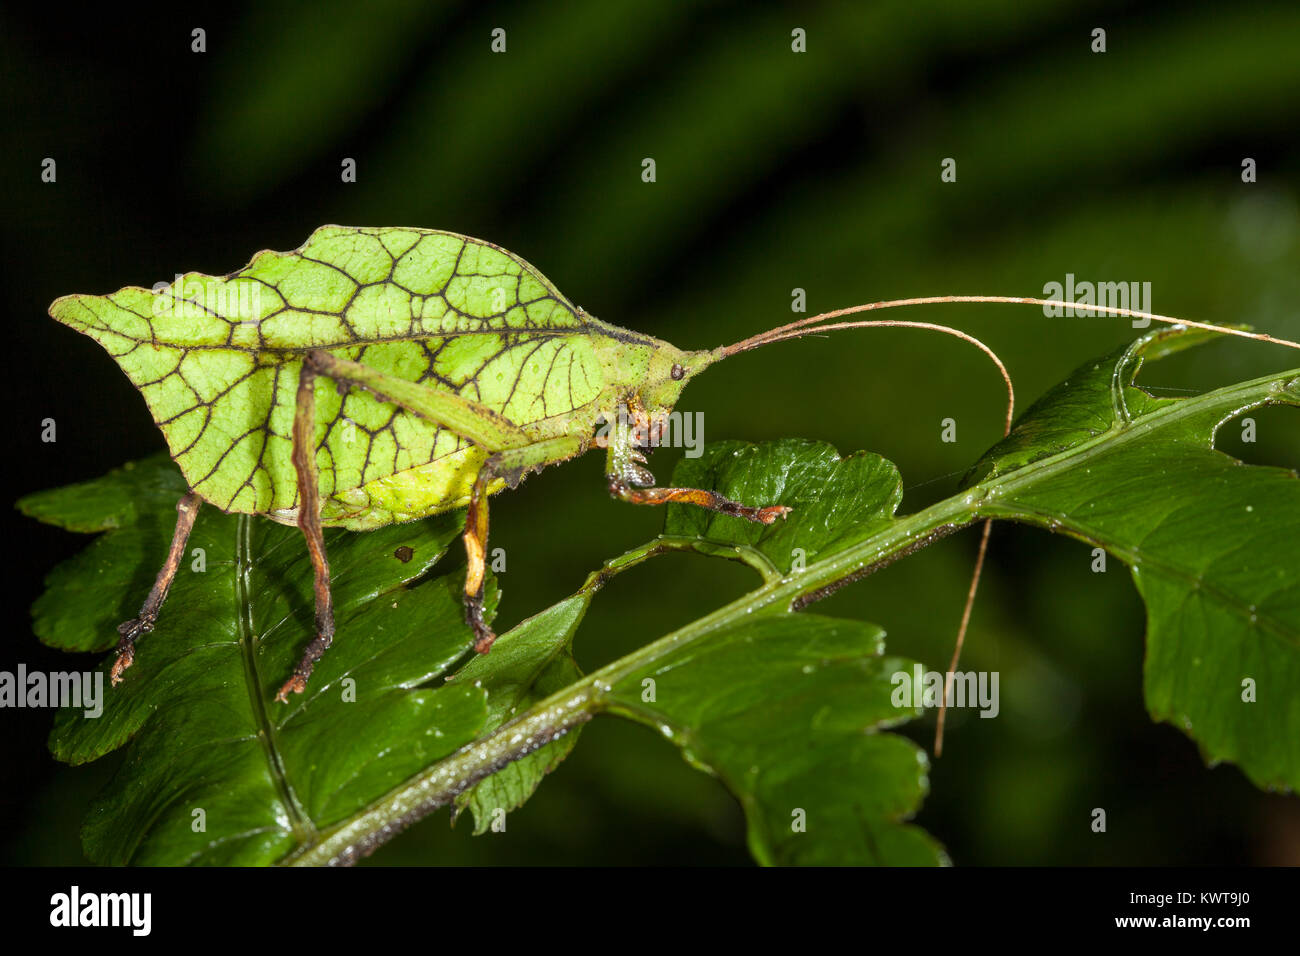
275;675;306;702
465;592;497;652
109;616;153;685
109;646;135;685
755;505;794;524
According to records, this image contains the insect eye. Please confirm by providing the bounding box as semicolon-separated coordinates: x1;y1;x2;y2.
670;363;685;380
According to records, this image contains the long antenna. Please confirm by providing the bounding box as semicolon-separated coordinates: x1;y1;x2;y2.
723;295;1300;356
722;295;1300;756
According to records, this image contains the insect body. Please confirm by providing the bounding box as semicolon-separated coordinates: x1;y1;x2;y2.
55;226;1294;704
50;225;788;700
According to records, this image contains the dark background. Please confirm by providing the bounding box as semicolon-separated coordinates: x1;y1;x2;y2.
2;0;1298;865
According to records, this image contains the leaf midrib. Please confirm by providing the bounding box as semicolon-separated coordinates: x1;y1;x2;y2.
235;514;316;845
981;368;1298;502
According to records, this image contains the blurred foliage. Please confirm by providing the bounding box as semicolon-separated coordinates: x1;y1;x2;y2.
3;0;1299;864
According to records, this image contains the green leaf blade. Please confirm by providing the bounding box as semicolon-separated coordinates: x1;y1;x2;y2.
606;613;944;865
662;438;904;577
449;595;590;833
34;456;495;865
973;329;1300;791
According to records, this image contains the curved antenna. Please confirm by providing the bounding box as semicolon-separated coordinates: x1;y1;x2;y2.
723;314;1016;757
723;295;1300;356
721;294;1300;756
726;317;1015;433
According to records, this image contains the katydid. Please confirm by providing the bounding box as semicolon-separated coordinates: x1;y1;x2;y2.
49;225;1300;705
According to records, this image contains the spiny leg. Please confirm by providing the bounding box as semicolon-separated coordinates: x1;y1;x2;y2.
463;435;587;653
463;465;494;653
277;356;336;702
112;492;202;684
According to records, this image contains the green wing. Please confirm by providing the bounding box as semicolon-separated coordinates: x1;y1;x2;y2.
50;226;607;524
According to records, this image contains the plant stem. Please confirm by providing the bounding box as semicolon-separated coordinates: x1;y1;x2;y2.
284;492;974;865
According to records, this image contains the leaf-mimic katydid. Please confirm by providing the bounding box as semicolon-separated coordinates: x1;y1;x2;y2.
49;226;1300;703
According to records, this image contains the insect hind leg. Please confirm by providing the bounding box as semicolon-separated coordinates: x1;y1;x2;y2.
277;354;336;702
112;492;202;684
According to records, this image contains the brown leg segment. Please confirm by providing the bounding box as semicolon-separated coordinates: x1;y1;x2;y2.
463;460;497;654
112;491;203;684
460;434;587;654
607;477;791;524
276;354;336;702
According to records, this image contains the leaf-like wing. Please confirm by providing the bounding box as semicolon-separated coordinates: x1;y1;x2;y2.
48;227;608;525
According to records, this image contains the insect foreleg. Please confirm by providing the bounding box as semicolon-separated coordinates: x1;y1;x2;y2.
463;435;587;653
603;437;790;525
607;480;791;523
111;491;202;684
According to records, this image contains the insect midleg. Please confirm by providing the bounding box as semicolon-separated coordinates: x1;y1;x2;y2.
463;435;586;653
276;355;336;702
111;491;203;685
